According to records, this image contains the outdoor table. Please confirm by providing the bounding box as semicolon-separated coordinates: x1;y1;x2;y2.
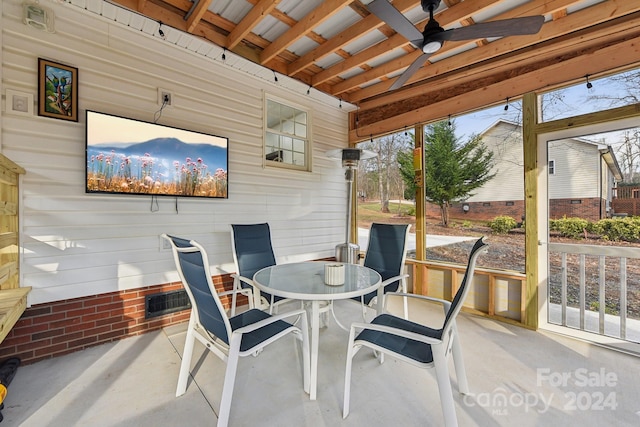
253;261;382;400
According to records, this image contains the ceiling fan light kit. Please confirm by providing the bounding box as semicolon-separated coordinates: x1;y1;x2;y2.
368;0;545;90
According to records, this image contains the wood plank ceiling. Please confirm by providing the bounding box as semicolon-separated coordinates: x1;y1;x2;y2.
109;0;640;142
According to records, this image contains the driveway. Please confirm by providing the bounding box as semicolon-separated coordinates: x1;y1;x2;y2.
357;227;475;251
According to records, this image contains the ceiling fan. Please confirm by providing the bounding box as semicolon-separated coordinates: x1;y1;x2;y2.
368;0;545;90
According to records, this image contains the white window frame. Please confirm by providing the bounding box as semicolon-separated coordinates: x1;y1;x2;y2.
548;159;556;175
264;94;311;171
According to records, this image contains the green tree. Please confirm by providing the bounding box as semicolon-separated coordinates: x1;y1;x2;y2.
397;146;417;200
423;120;495;226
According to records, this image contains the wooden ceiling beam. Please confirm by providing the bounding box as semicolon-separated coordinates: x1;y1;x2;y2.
185;0;212;33
259;0;353;65
227;0;281;49
344;0;640;103
312;0;502;88
348;30;640;142
288;0;420;77
334;0;586;99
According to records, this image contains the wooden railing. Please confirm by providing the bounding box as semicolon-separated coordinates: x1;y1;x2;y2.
548;243;640;342
405;259;527;325
613;186;640;199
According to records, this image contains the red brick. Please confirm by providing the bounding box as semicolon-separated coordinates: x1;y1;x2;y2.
65;322;96;334
82;311;111;323
96;316;124;327
67;307;97;317
12;323;50;335
52;301;84;313
85;296;115;307
52;331;83;345
51;316;81;329
31;312;67;325
97;302;125;313
22;306;51;317
35;343;68;357
18;339;52;352
98;331;123;341
82;325;111;337
68;336;98;349
32;328;64;341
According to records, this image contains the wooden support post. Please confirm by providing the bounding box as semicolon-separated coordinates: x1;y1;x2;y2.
413;124;426;294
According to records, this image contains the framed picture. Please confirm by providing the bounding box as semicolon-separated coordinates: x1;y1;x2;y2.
38;58;78;121
5;89;34;116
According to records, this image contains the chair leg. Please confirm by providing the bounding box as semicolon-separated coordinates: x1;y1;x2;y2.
451;332;469;394
433;346;458;427
176;316;196;397
299;313;310;394
343;328;357;418
218;335;242;427
401;280;409;320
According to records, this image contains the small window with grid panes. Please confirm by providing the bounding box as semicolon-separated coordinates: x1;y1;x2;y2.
265;97;310;171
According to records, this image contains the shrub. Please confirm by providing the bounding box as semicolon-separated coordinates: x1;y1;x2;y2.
549;216;589;239
591;217;640;242
488;216;517;234
462;220;472;229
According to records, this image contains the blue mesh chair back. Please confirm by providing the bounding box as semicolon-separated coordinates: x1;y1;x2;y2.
441;237;489;337
231;223;277;282
166;235;229;344
361;223;409;305
231;223;284;304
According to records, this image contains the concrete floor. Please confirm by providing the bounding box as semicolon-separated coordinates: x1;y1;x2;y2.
3;297;640;427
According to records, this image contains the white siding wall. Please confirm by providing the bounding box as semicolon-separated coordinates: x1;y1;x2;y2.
467;121;601;202
548;139;600;199
466;121;523;202
1;1;349;305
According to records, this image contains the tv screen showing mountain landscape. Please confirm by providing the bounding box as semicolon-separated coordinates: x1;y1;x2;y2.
86;110;228;198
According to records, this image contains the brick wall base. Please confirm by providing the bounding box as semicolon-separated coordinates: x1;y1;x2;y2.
0;274;236;365
430;197;605;223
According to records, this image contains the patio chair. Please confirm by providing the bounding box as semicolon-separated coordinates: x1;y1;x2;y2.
353;223;411;317
230;223;294;314
343;236;488;427
162;234;310;427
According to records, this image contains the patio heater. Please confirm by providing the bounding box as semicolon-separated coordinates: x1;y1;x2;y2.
326;148;376;264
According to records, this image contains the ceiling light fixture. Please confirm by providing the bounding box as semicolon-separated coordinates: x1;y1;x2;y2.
158;21;165;38
307;85;311;95
504;97;510;111
422;40;442;54
273;71;278;82
221;48;226;61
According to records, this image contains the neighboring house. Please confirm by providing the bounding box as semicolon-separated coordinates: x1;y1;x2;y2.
442;120;623;222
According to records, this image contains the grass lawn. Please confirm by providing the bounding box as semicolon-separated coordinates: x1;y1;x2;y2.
357;201;415;226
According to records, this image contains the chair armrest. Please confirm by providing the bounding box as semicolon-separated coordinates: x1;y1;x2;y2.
219;287;253;299
379;274;409;288
233;308;307;335
231;273;255;288
350;321;443;346
383;292;451;316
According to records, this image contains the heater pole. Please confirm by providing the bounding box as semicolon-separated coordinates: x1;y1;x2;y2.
345;167;354;260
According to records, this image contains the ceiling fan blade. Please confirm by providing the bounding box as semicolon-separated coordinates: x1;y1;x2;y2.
389;53;432;91
368;0;423;43
432;15;545;42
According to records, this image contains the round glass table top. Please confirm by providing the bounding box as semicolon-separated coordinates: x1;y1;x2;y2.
253;261;381;301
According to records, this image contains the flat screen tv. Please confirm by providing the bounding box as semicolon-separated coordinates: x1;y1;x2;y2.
86;110;228;198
